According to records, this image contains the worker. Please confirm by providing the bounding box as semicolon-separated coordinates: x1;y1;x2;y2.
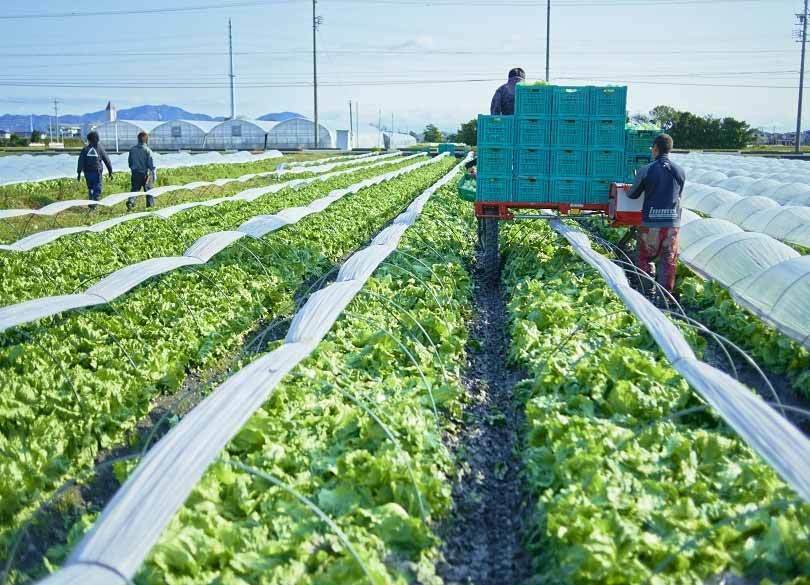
490;67;526;116
77;130;113;209
127;131;156;210
626;133;686;297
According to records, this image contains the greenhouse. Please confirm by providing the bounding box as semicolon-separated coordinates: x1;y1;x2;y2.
383;131;417;149
204;119;279;151
150;120;219;151
93;120;162;152
266;117;333;149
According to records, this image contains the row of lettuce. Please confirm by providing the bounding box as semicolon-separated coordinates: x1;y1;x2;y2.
0;152;331;210
0;153;356;245
0;156;457;575
501;222;810;584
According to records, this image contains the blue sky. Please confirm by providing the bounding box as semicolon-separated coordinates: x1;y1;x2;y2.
0;0;804;133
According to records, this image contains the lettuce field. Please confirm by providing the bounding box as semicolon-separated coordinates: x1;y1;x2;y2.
0;151;808;585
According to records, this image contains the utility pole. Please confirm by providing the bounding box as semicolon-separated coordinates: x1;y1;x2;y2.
348;100;354;149
391;113;394;135
545;0;551;82
312;0;322;149
378;109;382;148
228;18;236;120
355;101;359;141
53;100;60;143
796;0;808;153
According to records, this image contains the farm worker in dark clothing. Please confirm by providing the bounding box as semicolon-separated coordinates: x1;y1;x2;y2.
627;133;686;294
490;67;525;115
77;130;113;208
127;131;156;210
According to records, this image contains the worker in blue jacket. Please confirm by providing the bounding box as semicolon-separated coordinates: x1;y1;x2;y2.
127;131;156;210
490;67;525;115
77;130;113;208
626;133;686;295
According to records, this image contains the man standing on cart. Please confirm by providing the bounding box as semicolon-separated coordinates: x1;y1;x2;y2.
626;133;686;297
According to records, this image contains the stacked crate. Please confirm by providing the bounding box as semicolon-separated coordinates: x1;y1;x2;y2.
476;115;515;201
475;84;631;204
624;127;659;182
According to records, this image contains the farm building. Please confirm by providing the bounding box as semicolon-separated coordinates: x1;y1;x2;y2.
150;120;219;150
93;120;162;151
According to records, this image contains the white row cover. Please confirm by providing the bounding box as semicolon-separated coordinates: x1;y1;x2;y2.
680;211;810;348
0;154;405;251
0;154;444;333
681;183;810;248
551;220;810;504
0;152;384;221
0;150;286;187
37;155;470;585
674;152;810;178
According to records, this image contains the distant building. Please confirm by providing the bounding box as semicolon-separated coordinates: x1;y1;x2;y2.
0;130;11;140
106;101;117;122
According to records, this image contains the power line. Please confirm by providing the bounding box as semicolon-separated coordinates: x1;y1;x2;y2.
0;0;791;19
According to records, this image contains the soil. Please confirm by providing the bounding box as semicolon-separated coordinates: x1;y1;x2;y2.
436;247;531;585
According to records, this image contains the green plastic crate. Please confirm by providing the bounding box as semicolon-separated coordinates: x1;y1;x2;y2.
477;146;513;177
438;143;455;154
589;118;625;148
553;86;591;118
514;176;551;202
587;148;624;179
625;154;652;182
551;177;587;204
551;148;587;177
625;129;660;154
516;148;551;175
515;84;553;116
516;116;552;146
476;176;513;202
589;86;627;118
552;118;589;148
586;178;613;204
477;115;515;147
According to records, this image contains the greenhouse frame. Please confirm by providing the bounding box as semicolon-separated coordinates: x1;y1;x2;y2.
204;119;279;151
94;120;163;152
149;120;219;151
266;118;334;149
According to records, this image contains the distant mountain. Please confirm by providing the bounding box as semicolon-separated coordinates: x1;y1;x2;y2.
0;104;226;134
258;112;304;122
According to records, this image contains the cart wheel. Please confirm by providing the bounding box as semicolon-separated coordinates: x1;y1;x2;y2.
481;217;500;280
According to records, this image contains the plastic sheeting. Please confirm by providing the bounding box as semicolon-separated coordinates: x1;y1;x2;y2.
679;215;810;348
0;150;286;186
0;154;444;333
0;153;407;252
550;220;810;505
37;155;470;585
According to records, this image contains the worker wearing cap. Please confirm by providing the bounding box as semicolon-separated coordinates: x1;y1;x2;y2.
490;67;525;116
466;67;527;175
127;131;156;210
77;130;113;209
626;133;686;296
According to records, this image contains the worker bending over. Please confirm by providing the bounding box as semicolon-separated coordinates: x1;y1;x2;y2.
490;67;526;116
77;130;113;208
127;131;157;210
626;133;686;295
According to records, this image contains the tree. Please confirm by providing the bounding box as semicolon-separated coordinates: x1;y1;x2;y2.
30;130;40;143
456;119;477;146
423;124;443;143
644;105;754;149
649;105;678;132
